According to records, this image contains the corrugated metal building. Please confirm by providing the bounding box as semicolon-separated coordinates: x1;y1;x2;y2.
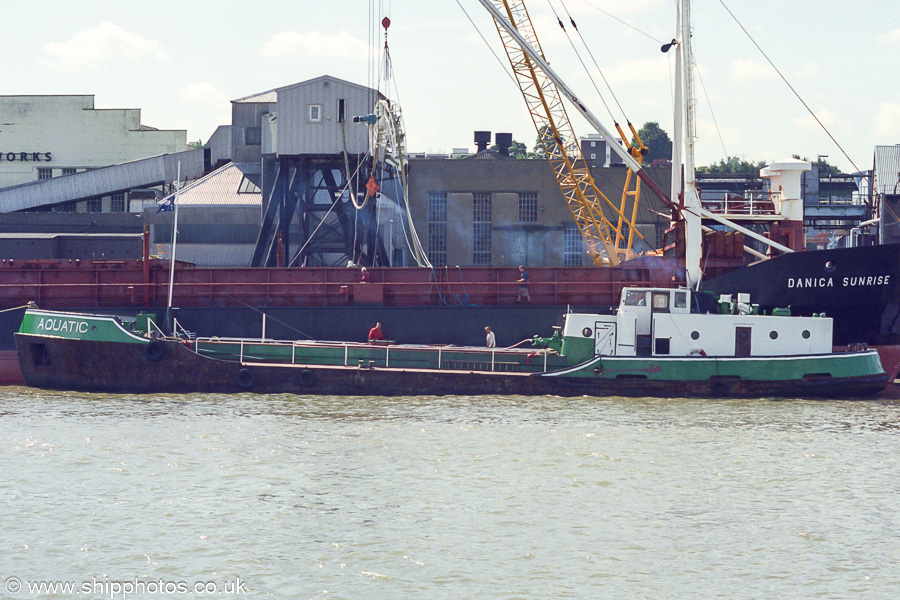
146;163;261;267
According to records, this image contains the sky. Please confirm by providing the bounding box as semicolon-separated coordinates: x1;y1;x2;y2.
4;0;899;173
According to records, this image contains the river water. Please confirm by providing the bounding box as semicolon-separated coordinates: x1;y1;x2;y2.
1;389;899;599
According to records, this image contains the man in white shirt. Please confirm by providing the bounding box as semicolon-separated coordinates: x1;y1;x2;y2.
485;326;496;348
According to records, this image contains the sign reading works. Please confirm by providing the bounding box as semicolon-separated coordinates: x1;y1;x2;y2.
0;152;52;162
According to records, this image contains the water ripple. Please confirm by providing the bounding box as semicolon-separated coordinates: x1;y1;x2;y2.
2;388;900;598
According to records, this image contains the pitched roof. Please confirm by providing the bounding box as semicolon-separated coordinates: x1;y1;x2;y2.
158;163;261;207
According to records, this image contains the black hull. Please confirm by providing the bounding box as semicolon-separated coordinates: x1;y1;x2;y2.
15;334;887;399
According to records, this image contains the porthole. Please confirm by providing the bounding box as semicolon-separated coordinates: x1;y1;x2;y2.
802;330;811;339
690;331;700;340
582;327;592;337
769;331;778;340
824;260;835;273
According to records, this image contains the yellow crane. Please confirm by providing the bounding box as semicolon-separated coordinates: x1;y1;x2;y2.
486;0;648;266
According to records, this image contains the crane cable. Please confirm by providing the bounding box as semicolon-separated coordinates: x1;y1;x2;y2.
550;0;623;125
716;0;863;176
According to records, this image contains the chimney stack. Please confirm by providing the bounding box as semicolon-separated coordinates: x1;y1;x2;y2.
474;131;491;153
495;133;513;157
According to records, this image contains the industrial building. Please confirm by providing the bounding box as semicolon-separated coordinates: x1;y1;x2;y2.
407;142;671;268
0;81;891;266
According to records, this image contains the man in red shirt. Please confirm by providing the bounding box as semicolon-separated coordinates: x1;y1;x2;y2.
368;322;385;343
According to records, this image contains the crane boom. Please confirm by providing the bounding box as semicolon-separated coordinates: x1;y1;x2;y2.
478;0;675;200
486;0;639;265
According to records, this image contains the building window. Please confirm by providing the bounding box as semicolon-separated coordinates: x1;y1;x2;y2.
244;127;261;145
564;224;586;266
655;223;666;249
87;198;102;213
53;202;76;213
308;104;323;123
427;192;447;266
62;168;77;176
111;193;126;212
473;192;492;265
38;168;52;180
518;192;538;222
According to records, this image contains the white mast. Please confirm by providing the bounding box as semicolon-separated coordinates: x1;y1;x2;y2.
675;0;703;288
166;162;181;332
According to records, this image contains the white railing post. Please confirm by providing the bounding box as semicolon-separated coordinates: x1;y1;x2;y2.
438;347;442;369
385;346;390;368
344;344;348;366
491;349;495;371
240;339;244;362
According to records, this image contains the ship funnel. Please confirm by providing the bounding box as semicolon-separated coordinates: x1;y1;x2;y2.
760;158;811;221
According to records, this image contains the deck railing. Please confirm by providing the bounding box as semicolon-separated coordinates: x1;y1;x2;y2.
0;263;685;309
194;337;554;373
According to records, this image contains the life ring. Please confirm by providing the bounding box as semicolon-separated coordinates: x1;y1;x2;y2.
299;369;315;388
711;381;728;398
144;340;166;362
236;368;255;389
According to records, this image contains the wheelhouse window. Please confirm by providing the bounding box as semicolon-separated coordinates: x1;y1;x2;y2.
624;290;646;306
652;292;670;311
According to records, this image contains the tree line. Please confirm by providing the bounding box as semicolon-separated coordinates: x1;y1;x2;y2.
491;122;841;175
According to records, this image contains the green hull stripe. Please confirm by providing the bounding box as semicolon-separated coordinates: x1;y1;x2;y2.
545;352;885;381
18;310;148;344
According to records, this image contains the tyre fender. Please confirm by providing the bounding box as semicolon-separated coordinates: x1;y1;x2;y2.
144;340;166;362
236;368;255;389
299;369;315;388
711;381;728;398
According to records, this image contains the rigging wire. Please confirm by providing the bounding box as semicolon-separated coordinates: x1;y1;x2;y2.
716;0;864;175
454;0;520;88
546;0;616;124
554;0;629;125
576;0;666;46
289;157;369;267
693;63;729;160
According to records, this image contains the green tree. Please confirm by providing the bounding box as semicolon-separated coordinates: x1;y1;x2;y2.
796;155;841;175
634;122;672;163
490;139;529;159
697;156;767;174
188;139;204;149
530;127;551;159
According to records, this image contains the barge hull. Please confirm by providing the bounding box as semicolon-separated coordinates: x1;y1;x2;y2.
15;334;887;399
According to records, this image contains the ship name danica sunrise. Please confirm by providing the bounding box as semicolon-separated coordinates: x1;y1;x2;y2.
787;275;892;289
